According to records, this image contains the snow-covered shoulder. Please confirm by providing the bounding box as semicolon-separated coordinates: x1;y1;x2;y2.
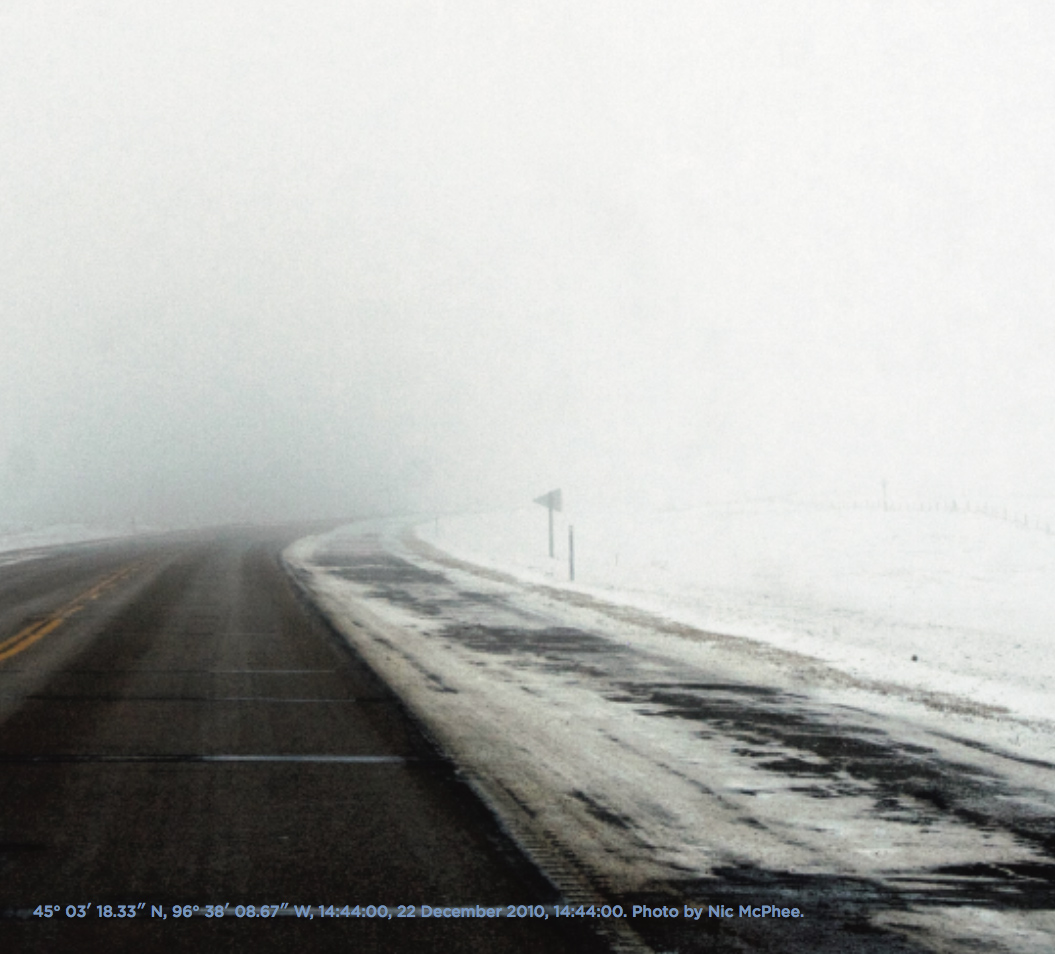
0;524;138;567
284;515;1055;952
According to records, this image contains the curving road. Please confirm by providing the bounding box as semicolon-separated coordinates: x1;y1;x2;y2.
0;529;608;953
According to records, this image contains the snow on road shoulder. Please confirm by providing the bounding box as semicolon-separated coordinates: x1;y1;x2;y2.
0;524;136;566
285;519;1055;952
417;503;1055;726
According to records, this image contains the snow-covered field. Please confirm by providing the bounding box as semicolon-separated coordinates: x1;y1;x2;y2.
418;501;1055;725
0;524;134;566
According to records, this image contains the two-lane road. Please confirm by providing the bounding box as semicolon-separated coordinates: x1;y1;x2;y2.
0;530;606;952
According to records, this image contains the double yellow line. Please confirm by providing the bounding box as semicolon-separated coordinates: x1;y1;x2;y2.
0;561;142;663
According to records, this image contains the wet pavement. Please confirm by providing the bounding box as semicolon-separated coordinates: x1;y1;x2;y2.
0;532;610;954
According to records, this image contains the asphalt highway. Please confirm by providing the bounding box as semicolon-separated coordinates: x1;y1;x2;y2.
0;529;608;953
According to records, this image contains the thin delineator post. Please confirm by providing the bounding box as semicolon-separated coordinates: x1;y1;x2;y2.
569;525;575;581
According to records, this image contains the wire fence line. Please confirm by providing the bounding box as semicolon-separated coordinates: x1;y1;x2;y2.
836;498;1055;535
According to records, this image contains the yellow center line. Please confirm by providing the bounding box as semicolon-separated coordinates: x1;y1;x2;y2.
0;561;145;664
0;618;64;663
0;620;50;656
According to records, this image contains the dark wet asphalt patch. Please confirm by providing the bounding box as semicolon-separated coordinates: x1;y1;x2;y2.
757;756;831;777
888;861;1055;909
315;555;630;661
322;557;449;587
628;859;1055;952
631;683;987;792
571;790;634;831
623;865;930;954
624;682;1055;898
440;624;629;659
317;552;490;617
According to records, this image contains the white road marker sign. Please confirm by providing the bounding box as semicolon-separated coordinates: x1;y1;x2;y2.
533;488;563;557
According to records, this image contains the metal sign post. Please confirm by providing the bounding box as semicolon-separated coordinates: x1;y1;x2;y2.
533;488;563;558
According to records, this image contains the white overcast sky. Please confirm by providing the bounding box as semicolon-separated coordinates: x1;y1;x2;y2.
2;1;1054;526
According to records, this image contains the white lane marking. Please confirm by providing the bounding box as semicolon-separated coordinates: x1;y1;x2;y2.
0;669;339;674
0;753;414;764
0;694;362;703
203;755;408;763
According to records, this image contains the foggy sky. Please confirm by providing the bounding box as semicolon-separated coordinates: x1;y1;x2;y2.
3;2;1055;528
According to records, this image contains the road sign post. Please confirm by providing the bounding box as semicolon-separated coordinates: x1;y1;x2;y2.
533;488;563;558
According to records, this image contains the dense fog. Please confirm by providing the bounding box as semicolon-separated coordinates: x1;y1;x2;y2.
3;2;1054;528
